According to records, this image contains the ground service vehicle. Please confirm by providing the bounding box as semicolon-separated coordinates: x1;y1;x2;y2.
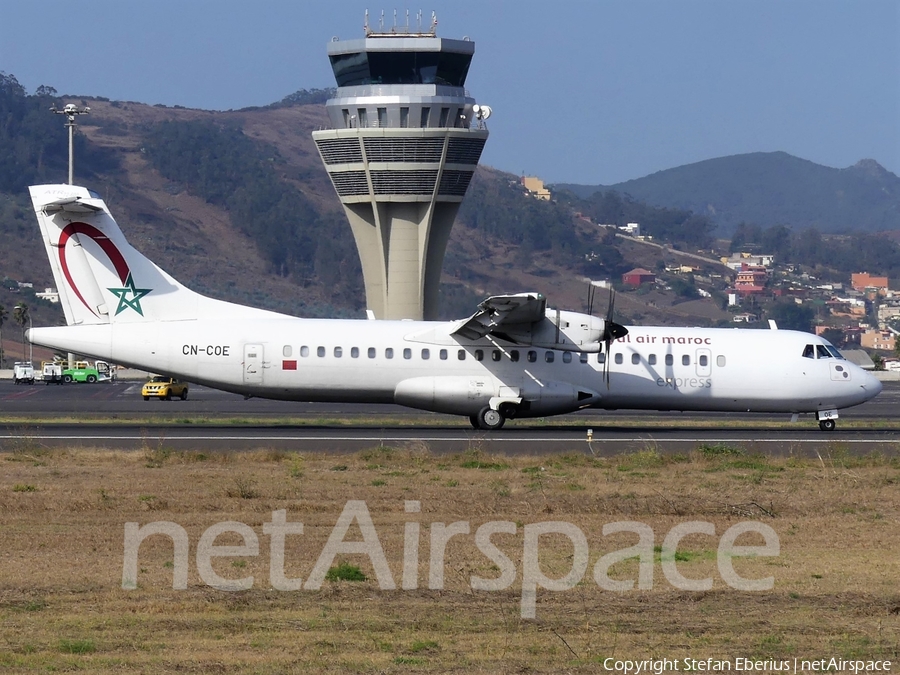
41;361;63;384
142;376;189;401
13;362;35;385
62;360;114;383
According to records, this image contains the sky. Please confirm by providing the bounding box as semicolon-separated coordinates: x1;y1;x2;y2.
1;0;898;185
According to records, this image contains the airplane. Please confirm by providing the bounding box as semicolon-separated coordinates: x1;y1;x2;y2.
26;183;881;431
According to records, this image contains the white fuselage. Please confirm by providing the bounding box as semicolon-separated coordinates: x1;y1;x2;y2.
29;317;882;419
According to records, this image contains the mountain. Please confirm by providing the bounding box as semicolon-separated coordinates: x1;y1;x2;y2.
6;72;900;344
0;80;673;326
557;152;900;235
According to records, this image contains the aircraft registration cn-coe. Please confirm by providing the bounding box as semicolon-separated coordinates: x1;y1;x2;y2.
26;184;881;431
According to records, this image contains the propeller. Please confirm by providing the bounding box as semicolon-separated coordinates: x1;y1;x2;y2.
602;287;629;388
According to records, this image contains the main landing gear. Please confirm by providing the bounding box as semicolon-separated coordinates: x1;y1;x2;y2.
818;419;836;432
469;403;519;431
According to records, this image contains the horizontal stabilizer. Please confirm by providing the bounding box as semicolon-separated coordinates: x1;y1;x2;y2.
41;196;103;214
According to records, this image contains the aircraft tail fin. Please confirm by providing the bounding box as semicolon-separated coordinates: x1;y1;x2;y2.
29;184;246;325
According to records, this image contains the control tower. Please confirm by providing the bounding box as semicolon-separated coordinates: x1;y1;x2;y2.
312;12;490;320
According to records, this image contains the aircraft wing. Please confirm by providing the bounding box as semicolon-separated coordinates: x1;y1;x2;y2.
40;196;103;214
451;293;547;341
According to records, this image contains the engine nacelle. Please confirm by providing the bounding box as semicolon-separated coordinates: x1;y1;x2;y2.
502;310;608;352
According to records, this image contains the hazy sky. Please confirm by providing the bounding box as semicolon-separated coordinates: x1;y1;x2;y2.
2;0;897;185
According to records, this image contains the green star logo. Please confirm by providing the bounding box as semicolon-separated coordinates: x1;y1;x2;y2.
108;273;152;316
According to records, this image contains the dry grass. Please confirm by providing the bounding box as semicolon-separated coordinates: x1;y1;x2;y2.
1;442;900;673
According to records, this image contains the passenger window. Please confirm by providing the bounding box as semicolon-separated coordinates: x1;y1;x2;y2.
527;351;537;363
368;347;376;359
475;349;484;361
301;346;310;357
648;354;657;366
283;345;292;358
632;353;640;365
458;349;466;361
682;355;690;366
562;352;572;363
440;349;448;360
386;348;394;359
717;355;725;367
510;350;520;362
699;354;708;367
802;345;815;359
545;352;554;363
334;347;343;358
492;350;501;362
422;348;430;360
615;353;623;365
580;353;589;364
403;348;411;359
317;346;325;357
598;353;606;364
816;345;832;359
665;354;673;366
351;347;359;358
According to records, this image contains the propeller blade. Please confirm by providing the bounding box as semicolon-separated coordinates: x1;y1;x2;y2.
602;287;628;389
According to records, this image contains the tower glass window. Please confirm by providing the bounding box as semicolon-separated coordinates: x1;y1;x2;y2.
330;51;473;87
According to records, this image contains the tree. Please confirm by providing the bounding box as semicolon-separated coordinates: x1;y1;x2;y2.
0;303;6;366
820;328;845;348
13;301;29;362
767;300;815;333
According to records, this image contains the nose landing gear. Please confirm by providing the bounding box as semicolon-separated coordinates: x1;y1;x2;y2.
816;409;838;432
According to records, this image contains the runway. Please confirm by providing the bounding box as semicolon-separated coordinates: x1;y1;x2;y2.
2;379;898;455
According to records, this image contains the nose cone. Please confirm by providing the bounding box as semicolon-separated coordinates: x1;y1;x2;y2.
863;371;883;401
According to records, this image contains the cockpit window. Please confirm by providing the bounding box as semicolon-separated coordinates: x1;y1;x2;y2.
826;346;843;359
816;345;832;359
802;345;815;359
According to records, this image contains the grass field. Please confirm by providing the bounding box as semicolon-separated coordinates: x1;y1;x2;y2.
1;441;899;673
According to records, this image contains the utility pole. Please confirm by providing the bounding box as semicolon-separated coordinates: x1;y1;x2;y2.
50;103;90;185
50;104;90;369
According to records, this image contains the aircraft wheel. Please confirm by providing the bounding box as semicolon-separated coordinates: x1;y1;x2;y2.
468;415;480;430
819;419;836;432
477;406;505;431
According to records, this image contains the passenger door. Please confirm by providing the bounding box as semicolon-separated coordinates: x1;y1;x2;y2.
243;344;264;385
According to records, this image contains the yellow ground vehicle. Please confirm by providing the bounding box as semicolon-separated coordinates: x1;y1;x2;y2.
141;376;189;401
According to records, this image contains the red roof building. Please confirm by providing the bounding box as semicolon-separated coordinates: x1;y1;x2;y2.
622;268;655;286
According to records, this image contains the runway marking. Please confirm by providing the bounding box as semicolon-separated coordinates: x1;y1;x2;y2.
1;434;898;444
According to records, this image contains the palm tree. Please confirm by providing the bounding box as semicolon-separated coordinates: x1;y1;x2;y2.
13;302;29;363
0;303;7;367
